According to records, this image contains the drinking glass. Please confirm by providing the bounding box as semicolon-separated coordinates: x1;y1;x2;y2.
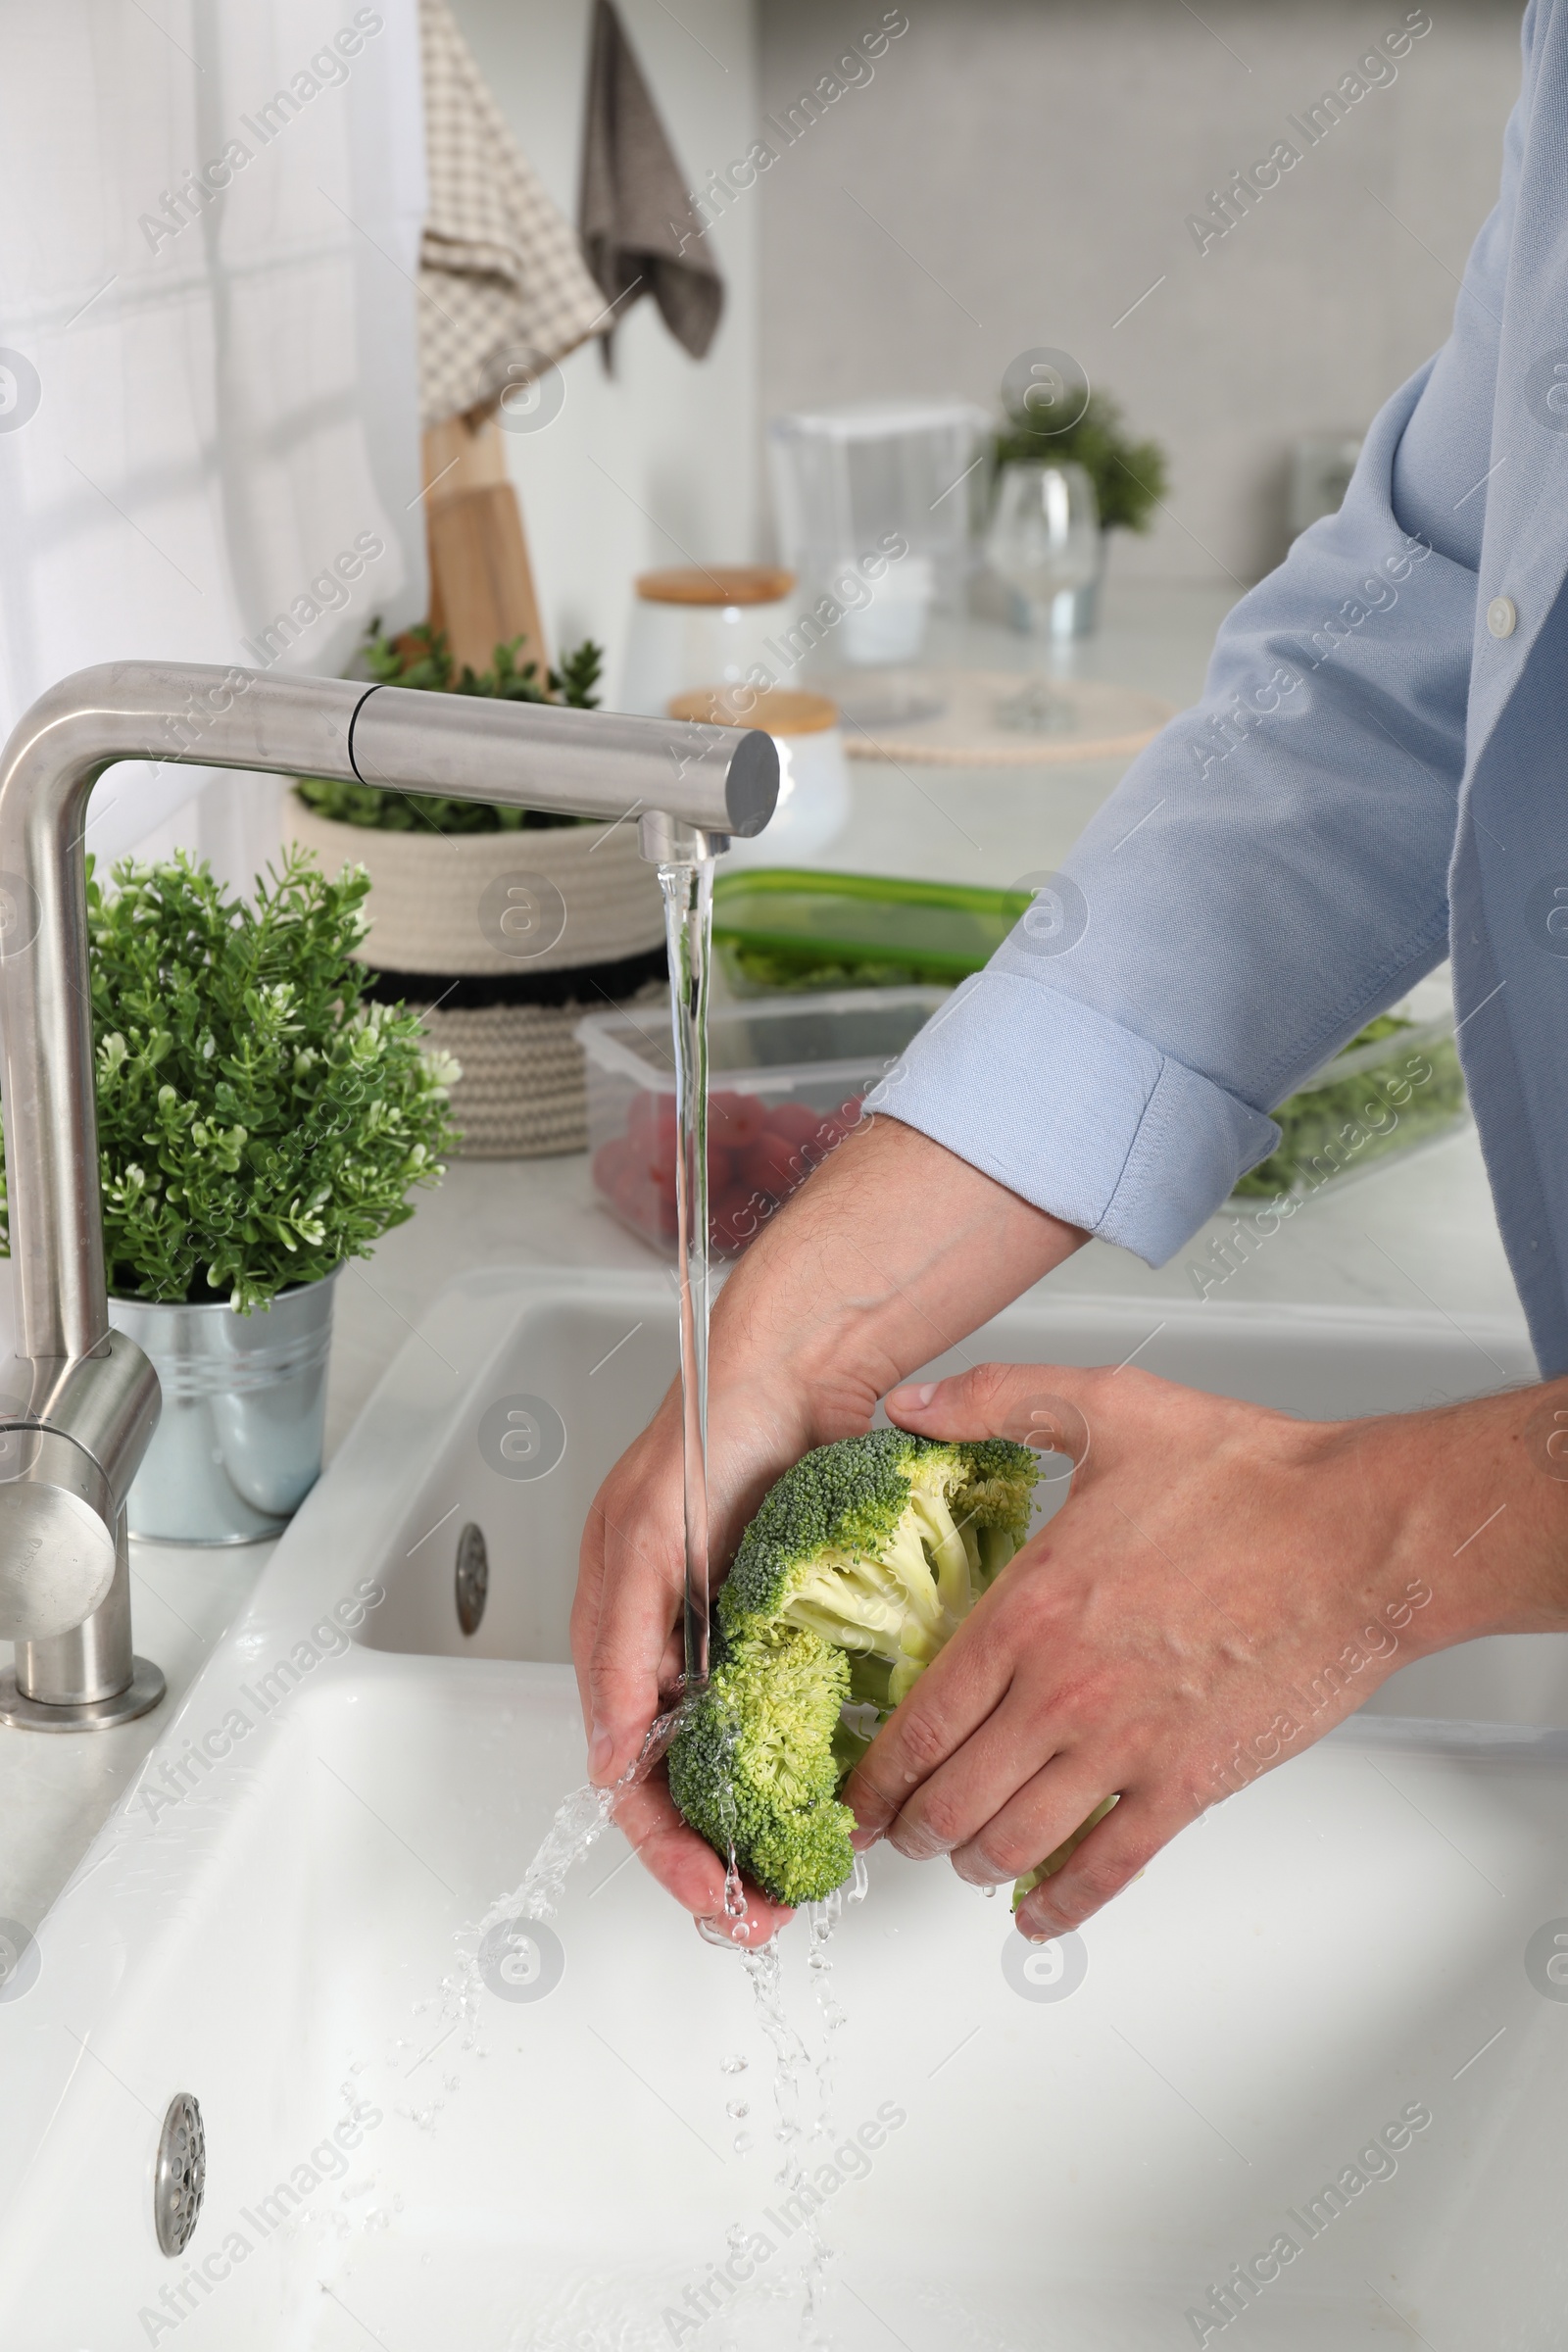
984;460;1102;633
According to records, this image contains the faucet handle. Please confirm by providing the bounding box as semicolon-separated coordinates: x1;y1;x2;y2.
0;1332;160;1642
0;1428;119;1641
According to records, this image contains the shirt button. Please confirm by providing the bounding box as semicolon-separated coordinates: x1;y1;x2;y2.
1487;595;1518;638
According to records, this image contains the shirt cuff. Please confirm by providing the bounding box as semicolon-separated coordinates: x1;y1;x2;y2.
863;971;1282;1266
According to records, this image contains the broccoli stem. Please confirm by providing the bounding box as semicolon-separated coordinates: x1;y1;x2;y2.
789;1596;902;1661
909;1491;973;1625
977;1525;1019;1589
880;1514;953;1639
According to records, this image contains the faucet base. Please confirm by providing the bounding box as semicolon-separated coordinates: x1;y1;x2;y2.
0;1653;165;1731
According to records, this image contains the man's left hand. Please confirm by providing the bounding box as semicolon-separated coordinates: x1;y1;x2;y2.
842;1359;1564;1940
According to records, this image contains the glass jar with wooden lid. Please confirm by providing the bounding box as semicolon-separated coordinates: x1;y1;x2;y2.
619;564;800;715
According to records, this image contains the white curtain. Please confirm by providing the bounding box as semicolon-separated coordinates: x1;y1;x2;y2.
0;0;428;889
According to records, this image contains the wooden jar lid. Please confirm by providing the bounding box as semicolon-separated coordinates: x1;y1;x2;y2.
636;564;795;607
668;686;839;736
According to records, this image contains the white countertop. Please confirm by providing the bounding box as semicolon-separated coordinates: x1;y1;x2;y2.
0;579;1528;1937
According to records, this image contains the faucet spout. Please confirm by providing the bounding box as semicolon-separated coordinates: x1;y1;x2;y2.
0;661;778;1729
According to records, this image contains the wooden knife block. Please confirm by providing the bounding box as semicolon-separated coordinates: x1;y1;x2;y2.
420;412;550;679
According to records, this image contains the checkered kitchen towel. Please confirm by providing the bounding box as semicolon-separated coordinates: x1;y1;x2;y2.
417;0;609;427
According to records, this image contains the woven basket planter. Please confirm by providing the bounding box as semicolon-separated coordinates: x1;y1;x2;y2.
286;795;667;1158
406;978;666;1158
286;795;665;974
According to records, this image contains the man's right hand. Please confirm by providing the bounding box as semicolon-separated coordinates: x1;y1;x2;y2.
569;1113;1086;1937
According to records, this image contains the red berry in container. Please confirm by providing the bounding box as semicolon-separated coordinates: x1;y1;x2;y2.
764;1100;823;1149
742;1131;807;1200
627;1089;678;1146
593;1136;635;1195
709;1091;767;1151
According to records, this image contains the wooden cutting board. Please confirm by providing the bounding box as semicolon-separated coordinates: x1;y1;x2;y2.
420;412;550;678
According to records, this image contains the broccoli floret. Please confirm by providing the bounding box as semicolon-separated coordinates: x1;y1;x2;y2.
669;1431;1062;1907
667;1622;854;1908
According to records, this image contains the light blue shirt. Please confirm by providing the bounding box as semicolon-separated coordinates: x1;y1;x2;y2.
879;0;1568;1376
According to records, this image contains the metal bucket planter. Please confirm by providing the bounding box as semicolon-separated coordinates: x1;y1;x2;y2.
108;1273;337;1545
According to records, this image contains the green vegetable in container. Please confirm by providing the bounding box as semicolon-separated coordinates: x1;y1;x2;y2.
1233;1015;1466;1199
668;1430;1115;1908
724;947;936;995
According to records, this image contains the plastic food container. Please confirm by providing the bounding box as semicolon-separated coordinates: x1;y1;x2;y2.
1232;1009;1467;1200
711;868;1030;995
578;988;947;1257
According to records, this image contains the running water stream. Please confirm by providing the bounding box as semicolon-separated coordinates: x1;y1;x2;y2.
458;847;868;2342
458;854;722;1979
656;856;716;1696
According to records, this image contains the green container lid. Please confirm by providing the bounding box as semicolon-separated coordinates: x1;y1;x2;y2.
710;868;1031;993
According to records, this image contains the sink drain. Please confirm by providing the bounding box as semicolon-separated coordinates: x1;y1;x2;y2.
154;2091;205;2256
455;1521;488;1637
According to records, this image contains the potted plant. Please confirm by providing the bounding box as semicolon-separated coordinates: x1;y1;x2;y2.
286;623;668;1158
0;851;461;1544
990;387;1170;633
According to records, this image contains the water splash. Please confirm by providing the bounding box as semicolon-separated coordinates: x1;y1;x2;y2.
738;1934;833;2341
802;1854;869;2134
446;1709;689;2037
481;1709;687;1934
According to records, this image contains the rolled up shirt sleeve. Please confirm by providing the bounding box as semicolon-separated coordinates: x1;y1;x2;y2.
871;14;1530;1263
871;974;1281;1263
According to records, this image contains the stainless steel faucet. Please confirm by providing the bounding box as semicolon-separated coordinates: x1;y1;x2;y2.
0;661;777;1730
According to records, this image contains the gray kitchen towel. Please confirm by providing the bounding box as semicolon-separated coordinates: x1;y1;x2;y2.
577;0;723;369
418;0;608;426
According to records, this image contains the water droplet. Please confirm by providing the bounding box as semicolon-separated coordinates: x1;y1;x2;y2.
983;1881;998;1898
719;2052;749;2075
726;2223;750;2254
732;2130;755;2154
726;2098;750;2120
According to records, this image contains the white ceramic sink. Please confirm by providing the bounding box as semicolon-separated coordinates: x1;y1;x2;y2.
3;1270;1567;2350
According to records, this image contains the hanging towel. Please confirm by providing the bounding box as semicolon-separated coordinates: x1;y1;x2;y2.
578;0;723;368
417;0;608;427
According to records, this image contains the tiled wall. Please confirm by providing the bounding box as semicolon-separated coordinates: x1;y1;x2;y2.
758;1;1524;583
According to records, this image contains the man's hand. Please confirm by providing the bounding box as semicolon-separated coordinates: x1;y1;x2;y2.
844;1358;1568;1941
570;1117;1085;1939
572;1372;816;1947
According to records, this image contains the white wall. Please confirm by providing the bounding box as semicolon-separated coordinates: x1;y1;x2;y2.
758;0;1525;585
449;0;761;702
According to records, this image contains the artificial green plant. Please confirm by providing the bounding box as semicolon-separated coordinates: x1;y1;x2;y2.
995;387;1169;534
0;851;460;1312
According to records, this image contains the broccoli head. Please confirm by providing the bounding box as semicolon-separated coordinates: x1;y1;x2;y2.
668;1430;1047;1906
